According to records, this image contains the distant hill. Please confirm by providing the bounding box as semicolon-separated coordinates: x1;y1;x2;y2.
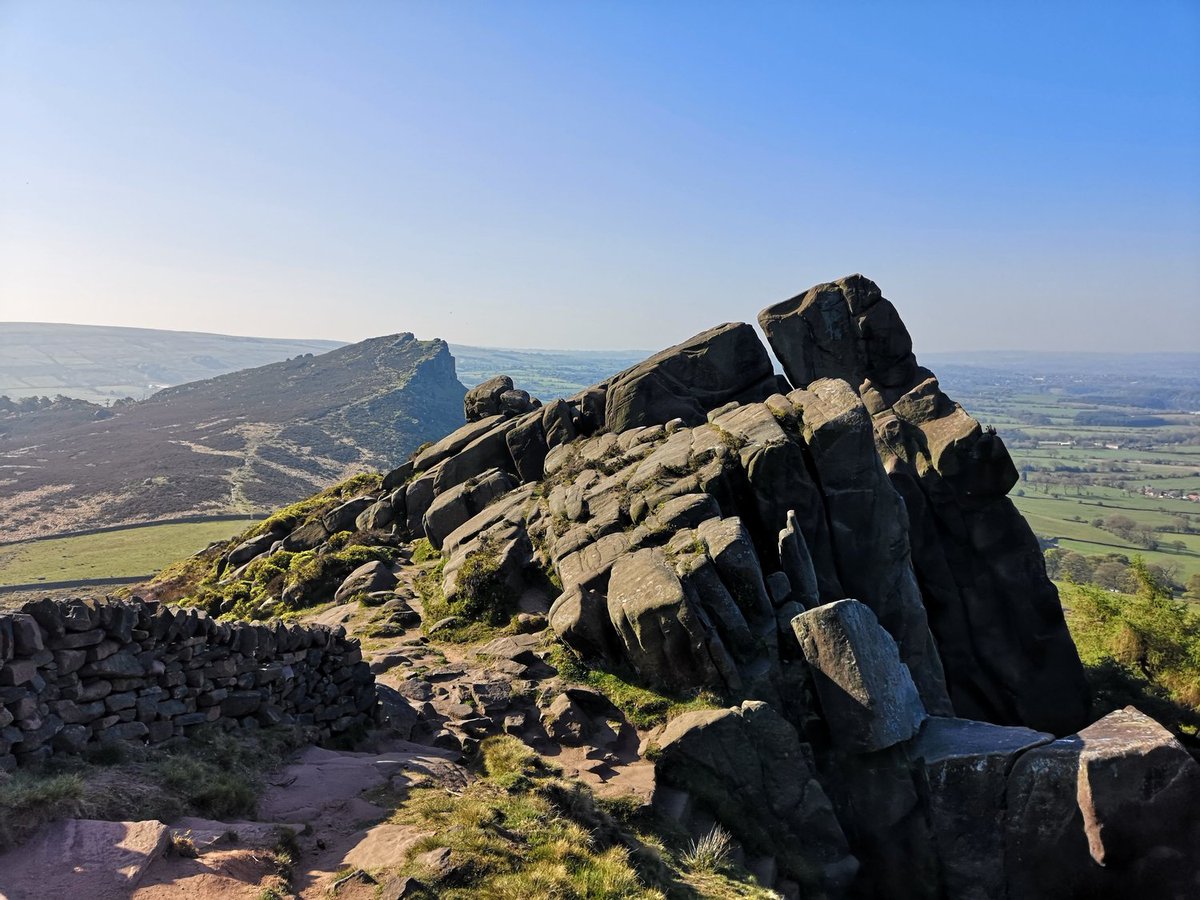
0;323;650;405
0;323;345;403
0;334;465;540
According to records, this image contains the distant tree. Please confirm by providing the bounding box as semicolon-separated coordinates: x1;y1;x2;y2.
1186;573;1200;600
1060;551;1094;584
1092;559;1133;592
1103;514;1138;542
1044;548;1064;579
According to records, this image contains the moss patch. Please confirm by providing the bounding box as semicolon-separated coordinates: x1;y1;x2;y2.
546;645;724;729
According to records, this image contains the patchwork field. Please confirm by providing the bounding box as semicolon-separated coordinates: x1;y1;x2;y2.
932;352;1200;593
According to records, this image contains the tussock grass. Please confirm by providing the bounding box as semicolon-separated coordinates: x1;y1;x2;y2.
682;825;734;874
390;736;662;899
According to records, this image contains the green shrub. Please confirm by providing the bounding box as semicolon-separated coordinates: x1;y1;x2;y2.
453;546;512;626
251;473;382;538
411;537;441;564
1065;556;1200;734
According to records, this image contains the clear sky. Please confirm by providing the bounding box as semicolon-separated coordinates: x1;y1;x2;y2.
1;1;1197;353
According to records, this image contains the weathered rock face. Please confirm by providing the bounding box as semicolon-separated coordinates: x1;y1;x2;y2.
759;275;1089;735
1006;707;1200;899
909;717;1052;900
792;600;928;753
654;701;857;892
603;322;777;434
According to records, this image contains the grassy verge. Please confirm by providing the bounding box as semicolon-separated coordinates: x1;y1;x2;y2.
0;725;304;851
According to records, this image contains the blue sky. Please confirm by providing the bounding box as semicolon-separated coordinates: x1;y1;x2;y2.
1;1;1197;352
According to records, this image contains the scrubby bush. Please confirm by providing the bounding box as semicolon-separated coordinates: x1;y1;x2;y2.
1065;556;1200;736
453;546;512;626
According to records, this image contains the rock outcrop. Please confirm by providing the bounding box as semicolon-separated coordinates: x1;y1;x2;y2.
126;274;1195;899
759;276;1089;735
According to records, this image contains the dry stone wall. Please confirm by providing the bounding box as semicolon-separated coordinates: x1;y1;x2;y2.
0;596;376;770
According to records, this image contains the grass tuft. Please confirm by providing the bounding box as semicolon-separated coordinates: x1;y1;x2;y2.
682;825;734;874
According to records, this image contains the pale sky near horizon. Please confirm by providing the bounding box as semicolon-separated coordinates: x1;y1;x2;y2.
1;1;1197;353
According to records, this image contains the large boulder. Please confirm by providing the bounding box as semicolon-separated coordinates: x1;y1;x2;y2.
226;525;286;566
655;701;857;893
505;411;548;482
413;414;507;473
432;420;517;495
909;717;1052;900
334;560;397;603
605;547;724;693
604;322;777;434
548;585;616;660
757;274;918;392
791;599;926;753
1005;707;1200;899
422;468;517;549
464;375;513;422
322;497;376;535
541;398;578;449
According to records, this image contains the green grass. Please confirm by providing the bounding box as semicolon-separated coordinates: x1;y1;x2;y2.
0;519;258;587
546;644;723;729
386;735;777;900
1013;494;1200;582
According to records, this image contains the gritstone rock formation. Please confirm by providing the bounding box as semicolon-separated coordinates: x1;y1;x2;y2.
162;275;1196;899
758;275;1090;735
